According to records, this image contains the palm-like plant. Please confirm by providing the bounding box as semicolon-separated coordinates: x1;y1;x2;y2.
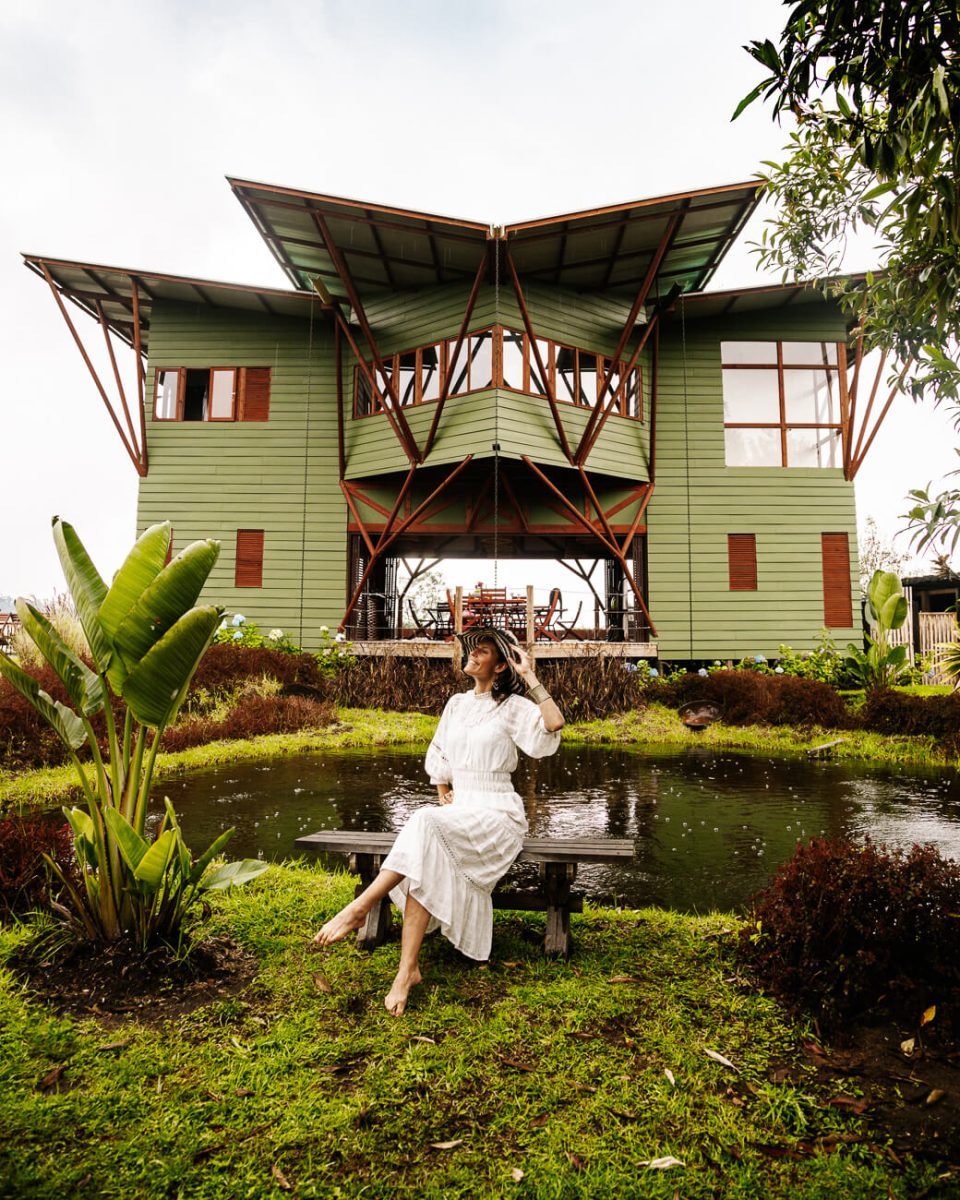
844;570;912;690
0;518;267;947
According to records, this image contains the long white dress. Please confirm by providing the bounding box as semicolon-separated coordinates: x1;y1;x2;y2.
382;689;562;961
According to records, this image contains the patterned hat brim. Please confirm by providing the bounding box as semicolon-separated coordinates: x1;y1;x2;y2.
454;626;526;694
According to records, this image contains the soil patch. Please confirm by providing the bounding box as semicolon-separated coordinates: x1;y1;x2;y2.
12;933;257;1027
801;1019;960;1164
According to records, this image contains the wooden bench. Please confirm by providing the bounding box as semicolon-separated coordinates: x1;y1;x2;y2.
295;830;635;958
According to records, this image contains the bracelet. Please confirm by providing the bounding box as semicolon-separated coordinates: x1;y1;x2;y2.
527;682;551;704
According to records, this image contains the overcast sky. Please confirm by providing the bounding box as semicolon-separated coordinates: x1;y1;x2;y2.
1;0;955;602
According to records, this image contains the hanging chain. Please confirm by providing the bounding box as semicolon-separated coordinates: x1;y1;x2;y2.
493;233;500;592
299;294;315;646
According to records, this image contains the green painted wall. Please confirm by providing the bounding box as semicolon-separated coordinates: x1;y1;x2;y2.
139;300;344;649
648;304;860;660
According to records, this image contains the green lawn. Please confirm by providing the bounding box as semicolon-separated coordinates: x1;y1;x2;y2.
0;863;938;1199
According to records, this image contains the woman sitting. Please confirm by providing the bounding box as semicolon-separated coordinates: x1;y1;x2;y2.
314;626;564;1015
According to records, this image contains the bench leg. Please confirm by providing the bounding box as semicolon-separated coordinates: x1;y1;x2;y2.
542;862;576;959
349;852;393;951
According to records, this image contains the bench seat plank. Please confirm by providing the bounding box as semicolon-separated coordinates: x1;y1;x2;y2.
296;830;634;864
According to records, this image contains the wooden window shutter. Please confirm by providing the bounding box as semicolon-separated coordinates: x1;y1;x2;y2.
235;529;264;588
822;532;853;626
728;534;757;591
239;368;271;421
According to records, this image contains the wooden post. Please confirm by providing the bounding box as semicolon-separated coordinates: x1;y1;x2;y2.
349;852;393;949
454;586;464;633
542;861;576;958
526;585;535;645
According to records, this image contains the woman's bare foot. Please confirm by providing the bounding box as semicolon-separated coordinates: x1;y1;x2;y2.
384;966;422;1016
313;901;367;947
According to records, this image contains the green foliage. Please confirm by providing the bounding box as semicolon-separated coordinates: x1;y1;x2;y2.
738;0;960;553
0;519;267;948
844;570;913;689
212;616;356;677
776;630;847;685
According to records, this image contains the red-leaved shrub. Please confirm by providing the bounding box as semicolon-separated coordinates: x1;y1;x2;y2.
0;816;79;918
161;694;335;752
188;644;326;698
740;838;960;1030
860;687;960;752
654;670;851;729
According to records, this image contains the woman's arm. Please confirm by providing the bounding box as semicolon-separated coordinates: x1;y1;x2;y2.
437;785;453;805
513;646;565;732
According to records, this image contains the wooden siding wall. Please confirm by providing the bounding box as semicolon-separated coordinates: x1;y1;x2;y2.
139;300;344;649
648;304;860;660
346;281;651;481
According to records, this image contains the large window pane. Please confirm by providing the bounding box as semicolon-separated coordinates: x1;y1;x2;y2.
470;331;493;389
501;328;524;390
721;341;778;364
210;369;236;419
722;368;780;422
724;426;782;467
420;345;441;402
447;339;469;396
578;352;599;406
156;369;179;419
781;341;838;366
784;369;838;423
787;427;841;467
397;351;417;406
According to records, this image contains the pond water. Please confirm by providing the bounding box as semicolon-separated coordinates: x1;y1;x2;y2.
151;747;960;913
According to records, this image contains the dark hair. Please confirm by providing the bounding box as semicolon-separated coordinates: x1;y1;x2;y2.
465;636;520;705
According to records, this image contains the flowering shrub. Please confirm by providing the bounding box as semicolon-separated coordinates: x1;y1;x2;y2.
212;616;356;676
740;838;960;1029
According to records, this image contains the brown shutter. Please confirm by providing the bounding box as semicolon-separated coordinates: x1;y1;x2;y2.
728;534;757;591
235;529;264;587
822;532;853;626
238;368;271;421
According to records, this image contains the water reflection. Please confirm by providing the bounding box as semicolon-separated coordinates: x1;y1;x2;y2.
152;748;960;913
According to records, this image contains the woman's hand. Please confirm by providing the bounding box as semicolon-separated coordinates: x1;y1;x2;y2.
513;643;536;685
438;789;454;806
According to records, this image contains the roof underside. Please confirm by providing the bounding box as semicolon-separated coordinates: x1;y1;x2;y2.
22;255;321;352
677;279;858;321
229;177;761;302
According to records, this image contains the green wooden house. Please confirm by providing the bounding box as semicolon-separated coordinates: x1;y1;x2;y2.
25;176;899;661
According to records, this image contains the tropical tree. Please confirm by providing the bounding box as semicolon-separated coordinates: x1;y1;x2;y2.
843;569;912;689
737;0;960;552
0;518;267;948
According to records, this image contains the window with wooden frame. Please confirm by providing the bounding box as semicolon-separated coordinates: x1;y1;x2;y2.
235;529;264;588
728;533;758;590
721;341;843;467
153;367;271;422
821;532;853;627
352;326;643;420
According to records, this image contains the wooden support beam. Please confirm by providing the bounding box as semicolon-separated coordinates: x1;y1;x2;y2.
576;313;660;466
849;349;888;470
40;264;145;475
844;334;864;476
504;245;574;462
620;484;654;558
335;321;346;479
423;249;489;457
94;299;140;456
128;276;148;473
312;212;421;462
849;358;912;480
577;466;619;549
339;482;377;557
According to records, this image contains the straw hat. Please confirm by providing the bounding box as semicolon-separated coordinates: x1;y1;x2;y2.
454;626;527;698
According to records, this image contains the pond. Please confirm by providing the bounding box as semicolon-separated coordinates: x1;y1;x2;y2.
152;747;960;913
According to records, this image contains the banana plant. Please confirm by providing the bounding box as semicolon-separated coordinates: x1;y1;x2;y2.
844;569;912;690
0;518;268;947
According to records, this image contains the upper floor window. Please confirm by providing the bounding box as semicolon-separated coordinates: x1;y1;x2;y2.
721;341;842;468
353;326;642;421
154;367;271;422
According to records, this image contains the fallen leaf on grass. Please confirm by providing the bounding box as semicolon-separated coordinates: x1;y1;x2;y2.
608;975;639;984
37;1064;66;1093
900;1038;916;1057
610;1109;639;1120
926;1089;946;1106
312;973;332;994
566;1152;585;1170
704;1049;737;1070
571;1082;597;1093
511;1168;524;1182
749;1142;810;1161
921;1005;937;1026
498;1056;536;1072
640;1156;684;1170
430;1139;464;1151
565;1031;595;1041
801;1041;826;1056
411;1035;436;1045
271;1163;292;1190
828;1095;869;1115
96;1040;131;1052
530;1113;550;1128
664;1068;676;1086
235;1088;255;1097
501;961;523;968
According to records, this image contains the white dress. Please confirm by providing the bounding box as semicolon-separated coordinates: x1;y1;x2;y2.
382;690;562;961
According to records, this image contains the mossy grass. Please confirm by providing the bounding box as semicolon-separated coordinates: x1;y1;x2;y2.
2;701;956;815
0;861;939;1198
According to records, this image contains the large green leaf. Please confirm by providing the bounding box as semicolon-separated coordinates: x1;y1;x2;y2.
867;570;904;628
103;807;149;872
52;518;112;674
133;829;177;890
0;652;87;750
162;797;192;881
878;594;908;632
15;599;105;717
121;606;222;728
188;828;236;884
200;859;270;892
99;524;172;691
63;806;98;869
114;540;220;671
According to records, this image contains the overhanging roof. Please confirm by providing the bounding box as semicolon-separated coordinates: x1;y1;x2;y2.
229;176;761;302
676;275;866;321
22;254;323;352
